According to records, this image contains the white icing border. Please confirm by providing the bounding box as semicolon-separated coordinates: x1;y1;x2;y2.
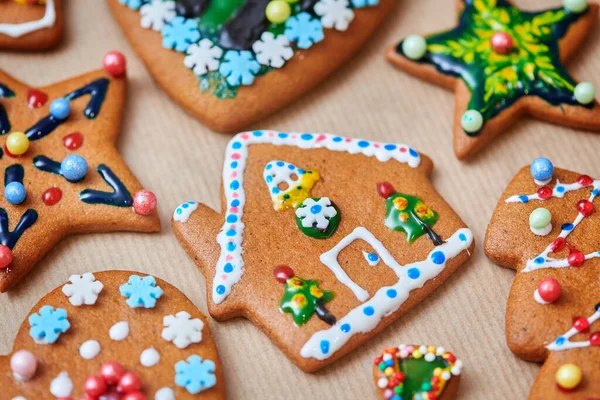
0;0;56;38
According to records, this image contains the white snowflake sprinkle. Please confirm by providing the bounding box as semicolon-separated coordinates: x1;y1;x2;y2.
252;32;294;68
62;273;103;306
314;0;355;31
162;311;203;349
295;197;338;230
184;39;224;76
140;0;176;31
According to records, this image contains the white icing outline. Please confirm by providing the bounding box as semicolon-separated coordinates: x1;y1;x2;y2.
301;228;473;360
0;0;56;38
174;131;422;305
547;310;600;351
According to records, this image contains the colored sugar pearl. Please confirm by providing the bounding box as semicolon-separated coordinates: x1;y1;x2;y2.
84;375;107;397
0;244;13;269
60;154;88;182
402;35;427;60
490;32;513;54
5;182;27;205
461;110;483;133
555;363;582;390
563;0;589;13
62;132;83;150
42;187;62;206
573;316;589;332
10;350;37;381
537;277;561;303
590;332;600;346
133;190;157;215
5;131;30;155
100;362;125;385
567;248;585;267
26;89;48;109
574;82;596;104
103;51;127;78
117;372;142;393
530;158;554;185
577;199;593;217
529;208;552;236
266;0;291;24
49;98;71;120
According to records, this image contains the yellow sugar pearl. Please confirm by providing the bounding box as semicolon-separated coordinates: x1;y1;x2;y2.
6;131;30;155
266;0;291;24
427;346;436;353
412;350;423;359
555;364;582;390
433;368;442;376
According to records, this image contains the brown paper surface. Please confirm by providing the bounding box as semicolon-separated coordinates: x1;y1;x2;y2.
1;0;599;398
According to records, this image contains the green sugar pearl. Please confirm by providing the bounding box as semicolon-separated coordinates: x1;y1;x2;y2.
461;110;483;133
563;0;589;13
402;35;427;60
574;82;596;105
530;208;552;230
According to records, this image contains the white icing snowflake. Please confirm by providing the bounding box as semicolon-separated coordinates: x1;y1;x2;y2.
162;311;204;349
184;39;224;76
314;0;355;31
140;0;176;31
62;273;104;306
296;197;337;230
252;32;294;68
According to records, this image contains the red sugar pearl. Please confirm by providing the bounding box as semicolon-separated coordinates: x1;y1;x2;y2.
117;372;142;394
377;182;395;199
567;249;585;267
273;265;295;283
42;187;62;206
577;199;594;217
84;375;107;397
122;392;146;400
63;132;83;150
537;277;561;303
133;190;157;216
490;32;514;55
103;51;127;78
100;362;125;385
3;145;17;158
590;332;600;346
550;237;566;253
537;186;553;200
573;316;589;332
0;244;13;269
577;175;594;186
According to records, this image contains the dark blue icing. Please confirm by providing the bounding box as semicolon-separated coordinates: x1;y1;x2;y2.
4;164;24;187
0;208;38;249
80;164;133;207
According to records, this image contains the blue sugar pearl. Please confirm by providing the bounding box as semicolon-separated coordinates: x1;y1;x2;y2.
60;154;88;182
5;182;26;204
50;98;71;120
530;158;554;182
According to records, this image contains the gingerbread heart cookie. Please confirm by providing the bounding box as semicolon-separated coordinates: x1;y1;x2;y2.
485;159;600;398
172;130;474;372
106;0;395;133
373;345;462;400
2;270;225;399
0;0;64;50
387;0;600;160
0;53;160;292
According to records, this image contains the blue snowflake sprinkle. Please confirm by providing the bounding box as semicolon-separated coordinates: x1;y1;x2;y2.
119;0;148;10
162;17;201;53
218;50;260;86
120;275;164;308
175;355;217;394
29;306;70;344
285;12;324;50
351;0;379;7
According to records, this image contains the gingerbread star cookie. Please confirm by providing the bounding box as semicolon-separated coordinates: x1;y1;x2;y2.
0;0;64;50
372;345;463;400
0;52;160;292
485;158;600;398
2;270;225;399
106;0;395;133
172;130;474;372
387;0;600;160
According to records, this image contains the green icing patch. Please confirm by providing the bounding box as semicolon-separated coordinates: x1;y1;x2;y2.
401;357;447;399
384;193;438;243
197;0;246;36
200;66;272;100
280;276;334;326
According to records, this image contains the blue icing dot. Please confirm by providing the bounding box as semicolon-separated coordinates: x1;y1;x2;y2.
561;223;574;231
227;242;236;252
431;251;445;265
230;180;240;190
276;161;284;167
310;205;322;214
386;289;397;298
320;340;330;354
265;163;272;170
216;285;226;295
297;169;305;175
340;324;351;333
534;257;545;265
278;133;289;138
231;161;238;168
391;396;401;400
252;131;263;137
368;253;379;262
556;186;565;193
363;306;374;316
407;268;420;279
288;164;295;170
226;229;236;236
226;215;238;223
357;140;369;148
333;136;343;142
459;233;467;241
384;144;397;151
176;209;182;215
231;199;240;207
593;189;599;196
301;133;313;140
409;149;418;157
519;196;529;203
232;141;242;149
266;176;273;183
272;187;280;194
224;263;234;273
182;203;189;209
555;337;565;345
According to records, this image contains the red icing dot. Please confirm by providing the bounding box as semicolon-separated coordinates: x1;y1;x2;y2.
537;186;553;200
577;175;594;186
377;182;395;199
26;89;48;109
399;147;407;153
0;245;13;269
133;190;157;216
550;237;566;253
576;199;594;217
62;132;83;150
573;316;589;332
537;277;561;303
103;51;127;78
567;248;585;267
42;188;62;206
590;332;600;346
3;145;17;158
274;265;295;283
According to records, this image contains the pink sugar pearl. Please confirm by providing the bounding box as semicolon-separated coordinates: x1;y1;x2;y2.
10;350;37;380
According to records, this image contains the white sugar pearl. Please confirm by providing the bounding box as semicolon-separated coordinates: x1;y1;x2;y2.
382;353;392;361
436;346;445;355
419;345;427;354
109;321;129;341
424;353;436;362
442;371;451;380
141;347;161;367
377;377;389;389
79;340;101;360
451;366;461;375
402;35;427;60
563;0;589;13
155;387;175;400
50;372;73;397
